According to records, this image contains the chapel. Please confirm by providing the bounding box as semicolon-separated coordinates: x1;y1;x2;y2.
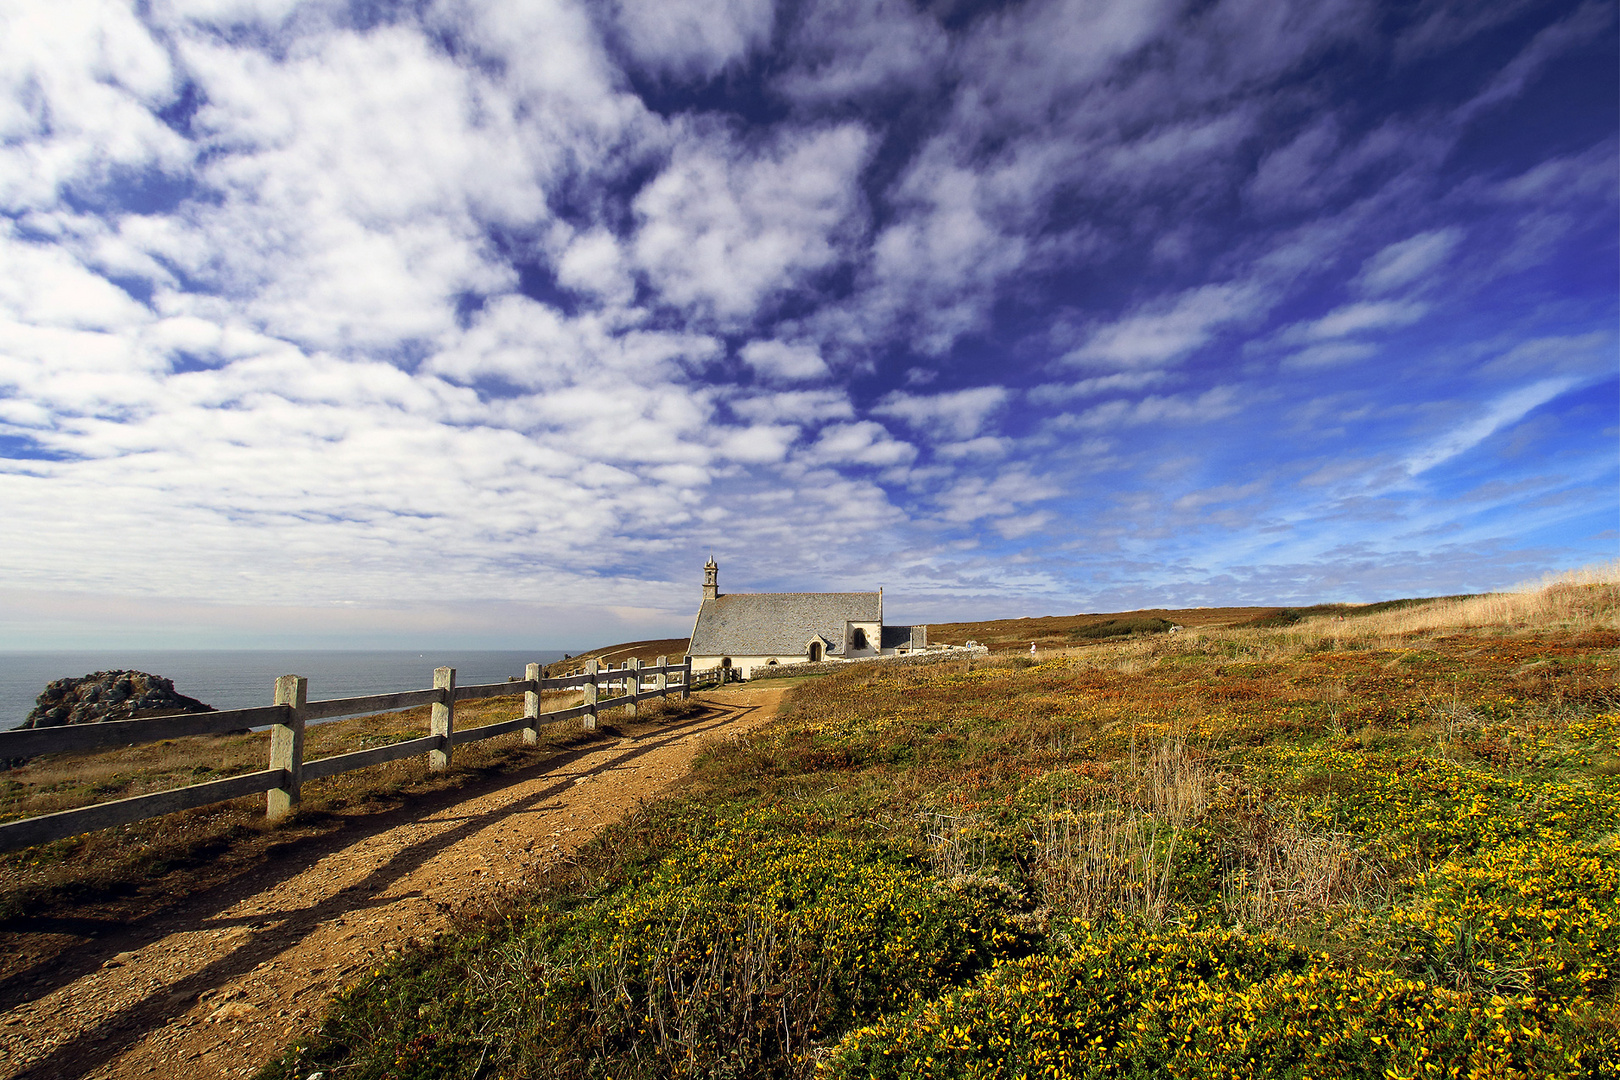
686;559;925;679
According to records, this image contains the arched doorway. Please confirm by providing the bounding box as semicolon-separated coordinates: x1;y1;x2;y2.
808;641;822;662
850;627;868;651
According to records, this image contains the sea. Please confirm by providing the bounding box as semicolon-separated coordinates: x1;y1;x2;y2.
0;650;570;731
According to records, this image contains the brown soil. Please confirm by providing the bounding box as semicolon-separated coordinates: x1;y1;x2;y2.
0;685;783;1080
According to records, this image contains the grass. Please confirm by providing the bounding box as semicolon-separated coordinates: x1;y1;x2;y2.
255;567;1620;1079
0;688;698;928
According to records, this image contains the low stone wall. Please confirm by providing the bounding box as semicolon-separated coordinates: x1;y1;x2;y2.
745;646;989;682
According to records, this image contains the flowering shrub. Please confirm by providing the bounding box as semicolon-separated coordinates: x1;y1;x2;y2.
264;821;1023;1080
1388;839;1620;998
824;926;1611;1080
526;823;1024;1076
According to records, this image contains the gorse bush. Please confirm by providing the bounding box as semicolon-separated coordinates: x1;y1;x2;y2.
827;924;1609;1079
263;818;1024;1080
262;587;1619;1080
535;821;1023;1076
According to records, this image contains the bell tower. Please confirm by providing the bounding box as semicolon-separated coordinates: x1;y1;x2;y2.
703;557;719;600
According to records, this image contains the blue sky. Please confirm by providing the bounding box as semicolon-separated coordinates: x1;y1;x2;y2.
0;0;1614;650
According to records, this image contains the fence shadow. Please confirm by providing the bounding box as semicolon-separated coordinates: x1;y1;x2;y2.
0;696;761;1080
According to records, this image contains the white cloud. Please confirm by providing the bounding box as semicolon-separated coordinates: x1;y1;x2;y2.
801;421;916;468
739;340;829;382
633;123;871;323
936;436;1010;460
1291;300;1428;341
425;296;719;390
0;0;1609;647
1067;284;1266;368
775;0;948;103
0;0;190;213
1357;228;1463;294
1105;112;1256;181
934;467;1058;525
716;423;797;464
873;386;1010;441
1061;386;1244;429
1454;2;1615;123
0;228;152;332
1404;378;1575;476
1248;118;1341;210
612;0;775;82
1482;331;1616;379
860;151;1033;355
558;228;636;305
729;389;854;425
1028;371;1168;405
1279;341;1378;371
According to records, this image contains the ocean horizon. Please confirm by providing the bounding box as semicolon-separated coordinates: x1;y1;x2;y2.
0;649;572;731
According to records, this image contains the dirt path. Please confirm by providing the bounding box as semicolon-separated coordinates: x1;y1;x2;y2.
0;686;783;1080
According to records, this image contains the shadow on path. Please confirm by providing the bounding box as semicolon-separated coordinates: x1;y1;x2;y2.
2;696;765;1080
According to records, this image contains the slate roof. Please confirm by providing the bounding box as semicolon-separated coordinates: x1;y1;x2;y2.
689;592;881;657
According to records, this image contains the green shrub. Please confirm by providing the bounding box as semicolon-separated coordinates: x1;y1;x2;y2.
1068;617;1175;640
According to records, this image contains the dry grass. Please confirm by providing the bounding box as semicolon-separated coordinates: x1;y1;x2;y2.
1029;740;1210;923
0;689;698;922
1271;562;1619;643
1220;820;1385;931
0;687;595;824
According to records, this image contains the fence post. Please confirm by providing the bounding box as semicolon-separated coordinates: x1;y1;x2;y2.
626;657;641;718
267;675;307;821
654;655;667;699
583;659;599;731
431;666;456;771
523;662;541;745
682;655;692;699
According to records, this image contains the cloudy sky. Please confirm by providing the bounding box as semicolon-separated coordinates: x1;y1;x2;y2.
1;0;1614;649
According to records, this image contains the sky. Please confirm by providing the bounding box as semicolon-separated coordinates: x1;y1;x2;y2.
0;0;1615;651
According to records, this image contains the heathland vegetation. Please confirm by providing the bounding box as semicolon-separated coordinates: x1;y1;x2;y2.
258;568;1620;1079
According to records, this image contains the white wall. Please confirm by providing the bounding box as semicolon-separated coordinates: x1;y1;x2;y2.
691;654;817;679
845;620;881;658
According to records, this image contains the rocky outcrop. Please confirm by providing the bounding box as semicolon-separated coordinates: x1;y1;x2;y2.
24;671;215;728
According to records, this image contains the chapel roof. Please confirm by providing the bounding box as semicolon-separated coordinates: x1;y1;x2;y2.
689;592;880;656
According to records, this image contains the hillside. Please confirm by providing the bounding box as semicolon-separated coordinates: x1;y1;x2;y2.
929;604;1273;650
559;597;1470;668
542;638;692;675
263;576;1620;1080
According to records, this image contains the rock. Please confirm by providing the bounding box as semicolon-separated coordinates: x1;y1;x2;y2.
23;671;215;729
206;1001;257;1023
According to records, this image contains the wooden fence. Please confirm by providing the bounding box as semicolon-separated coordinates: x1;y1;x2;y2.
0;655;717;855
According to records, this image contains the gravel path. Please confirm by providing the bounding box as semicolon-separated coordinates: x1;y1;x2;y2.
0;686;783;1080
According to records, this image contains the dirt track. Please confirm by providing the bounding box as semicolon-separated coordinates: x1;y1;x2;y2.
0;686;782;1080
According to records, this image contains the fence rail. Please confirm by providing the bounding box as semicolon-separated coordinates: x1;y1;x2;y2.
0;655;707;855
